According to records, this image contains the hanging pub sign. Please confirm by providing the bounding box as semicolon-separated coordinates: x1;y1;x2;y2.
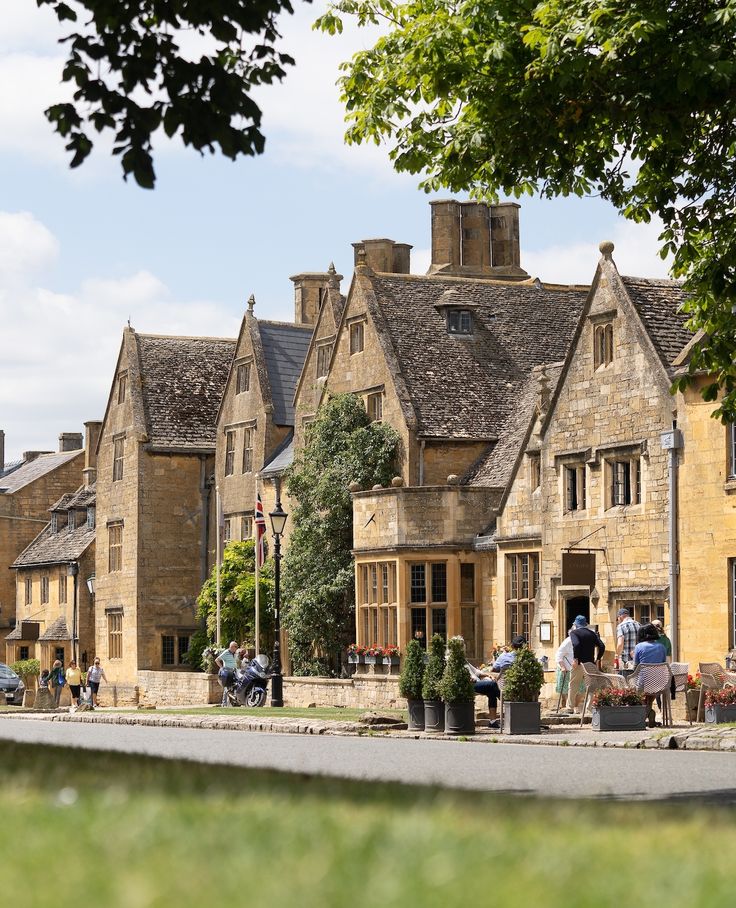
561;551;596;587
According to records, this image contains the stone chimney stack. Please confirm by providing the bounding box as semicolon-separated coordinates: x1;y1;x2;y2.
428;198;526;278
490;202;521;268
290;268;343;326
352;239;412;274
59;432;83;452
83;420;102;487
23;451;51;462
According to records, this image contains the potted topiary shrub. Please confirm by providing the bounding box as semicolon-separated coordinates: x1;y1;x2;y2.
501;645;544;735
591;687;647;731
422;634;447;733
398;639;425;731
439;636;476;735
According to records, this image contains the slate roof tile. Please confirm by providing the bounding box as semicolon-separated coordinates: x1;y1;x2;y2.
136;334;236;449
38;616;70;641
258;323;312;426
621;277;692;370
0;450;83;495
12;487;96;567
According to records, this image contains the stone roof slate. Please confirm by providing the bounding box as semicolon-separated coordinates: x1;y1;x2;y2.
136;334;236;450
0;450;83;495
38;616;70;641
13;486;96;568
260;433;294;478
258;323;312;426
369;275;586;439
621;277;692;370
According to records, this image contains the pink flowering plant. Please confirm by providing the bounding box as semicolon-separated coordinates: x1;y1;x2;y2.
383;646;400;658
347;644;367;656
365;645;385;658
686;673;702;690
705;687;736;708
592;688;646;708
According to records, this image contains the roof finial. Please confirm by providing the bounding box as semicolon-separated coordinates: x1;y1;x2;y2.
328;261;340;288
247;294;256;315
599;240;615;259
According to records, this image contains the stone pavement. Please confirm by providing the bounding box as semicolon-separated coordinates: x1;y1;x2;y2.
2;706;735;751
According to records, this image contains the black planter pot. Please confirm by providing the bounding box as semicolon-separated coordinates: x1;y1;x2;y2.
406;698;425;731
502;701;541;735
424;699;445;733
445;701;476;735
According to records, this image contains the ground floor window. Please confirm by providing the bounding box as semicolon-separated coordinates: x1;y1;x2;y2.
19;645;30;661
161;634;191;667
461;607;479;660
628;601;666;627
107;611;123;660
359;606;398;648
730;559;736;649
54;647;65;664
411;607;427;648
506;553;539;642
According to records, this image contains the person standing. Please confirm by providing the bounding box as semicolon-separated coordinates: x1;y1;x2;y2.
49;659;66;707
86;658;108;707
616;608;641;671
568;616;606;714
555;630;574;713
65;660;82;707
652;619;672;662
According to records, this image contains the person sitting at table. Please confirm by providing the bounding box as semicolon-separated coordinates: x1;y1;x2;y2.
634;623;667;666
471;635;526;725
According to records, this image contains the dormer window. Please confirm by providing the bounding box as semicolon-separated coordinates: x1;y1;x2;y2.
87;506;96;529
447;309;472;335
236;362;251;394
594;322;614;368
350;321;365;354
51;513;59;534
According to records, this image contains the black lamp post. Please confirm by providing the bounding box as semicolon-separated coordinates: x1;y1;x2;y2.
269;493;288;708
67;562;79;663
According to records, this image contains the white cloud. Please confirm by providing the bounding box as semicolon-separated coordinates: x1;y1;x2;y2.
523;217;672;285
0;211;241;461
0;0;65;53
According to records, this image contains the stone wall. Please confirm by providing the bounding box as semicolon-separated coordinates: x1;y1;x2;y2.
137;670;221;706
282;675;404;709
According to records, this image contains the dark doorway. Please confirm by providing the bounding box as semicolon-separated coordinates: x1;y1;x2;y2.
565;596;590;634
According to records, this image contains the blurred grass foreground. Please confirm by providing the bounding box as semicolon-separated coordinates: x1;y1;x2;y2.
0;739;731;907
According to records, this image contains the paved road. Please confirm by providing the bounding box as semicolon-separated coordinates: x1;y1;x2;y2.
0;718;734;801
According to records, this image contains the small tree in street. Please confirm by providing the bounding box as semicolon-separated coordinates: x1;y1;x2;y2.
192;539;273;668
283;394;400;675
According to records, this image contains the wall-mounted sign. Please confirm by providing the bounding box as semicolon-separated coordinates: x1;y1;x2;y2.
539;620;553;643
561;552;596;587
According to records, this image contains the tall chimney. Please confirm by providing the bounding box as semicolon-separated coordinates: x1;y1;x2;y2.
59;432;83;452
83;420;102;487
290;269;342;326
460;201;491;269
430;200;461;271
490;202;521;268
352;239;412;274
23;451;52;462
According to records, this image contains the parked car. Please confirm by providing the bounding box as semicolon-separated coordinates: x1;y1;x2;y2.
0;663;24;705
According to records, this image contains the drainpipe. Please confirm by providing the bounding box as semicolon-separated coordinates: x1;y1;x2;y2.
419;439;426;486
661;421;683;659
199;456;212;584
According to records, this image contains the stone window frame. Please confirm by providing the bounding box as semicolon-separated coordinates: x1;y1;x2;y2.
408;560;449;645
315;341;334;378
730;559;736;650
242;427;254;474
19;645;30;661
604;455;641;509
58;570;67;605
87;506;96;529
593;322;614;369
107;610;123;660
506;552;539;642
24;576;32;606
108;522;123;572
224;430;236;476
161;633;191;667
727;423;736;480
366;391;383;423
357;560;398;648
528;451;541;492
223;517;233;544
563;463;586;513
117;371;128;405
40;574;50;605
349;318;366;355
447;308;473;336
112;434;125;482
241;513;254;540
460;563;476;603
235;360;252;395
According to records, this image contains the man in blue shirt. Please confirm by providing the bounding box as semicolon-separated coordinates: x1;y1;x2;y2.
472;635;526;725
215;641;239;707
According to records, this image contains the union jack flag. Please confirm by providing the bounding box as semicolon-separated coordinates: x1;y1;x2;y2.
255;492;267;568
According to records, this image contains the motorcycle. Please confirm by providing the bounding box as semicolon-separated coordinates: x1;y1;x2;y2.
227;654;271;708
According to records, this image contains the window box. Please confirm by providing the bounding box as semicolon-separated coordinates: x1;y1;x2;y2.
364;654;383;665
347;653;364;665
591;705;647;731
705;704;736;724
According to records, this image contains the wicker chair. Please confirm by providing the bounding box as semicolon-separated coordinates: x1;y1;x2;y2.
627;663;673;726
579;662;626;727
669;662;691;723
697;662;736;723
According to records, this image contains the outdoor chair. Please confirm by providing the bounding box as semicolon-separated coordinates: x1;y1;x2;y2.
579;662;626;727
627;663;673;726
669;662;691;723
697;662;736;723
497;668;508;733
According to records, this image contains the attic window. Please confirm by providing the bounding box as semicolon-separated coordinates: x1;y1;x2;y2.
350;321;365;354
447;309;472;335
594;323;614;368
236;362;251;394
51;513;59;534
87;506;96;529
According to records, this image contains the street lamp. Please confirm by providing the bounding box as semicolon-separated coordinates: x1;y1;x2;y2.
67;562;79;663
269;495;288;708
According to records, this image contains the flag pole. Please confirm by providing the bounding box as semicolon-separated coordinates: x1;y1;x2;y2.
255;475;261;656
215;484;222;648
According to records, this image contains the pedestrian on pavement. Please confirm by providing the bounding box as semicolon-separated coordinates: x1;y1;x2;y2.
568;616;606;714
87;658;108;707
472;635;526;726
555;628;583;714
39;669;50;689
49;659;66;707
65;660;82;706
616;608;641;671
215;641;239;706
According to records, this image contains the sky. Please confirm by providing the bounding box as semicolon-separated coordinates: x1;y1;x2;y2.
0;0;672;462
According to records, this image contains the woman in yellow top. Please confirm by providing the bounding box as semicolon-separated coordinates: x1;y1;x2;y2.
65;660;82;706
